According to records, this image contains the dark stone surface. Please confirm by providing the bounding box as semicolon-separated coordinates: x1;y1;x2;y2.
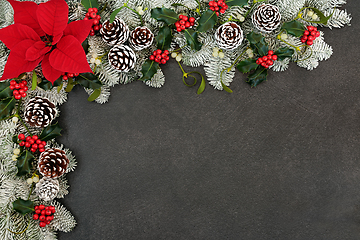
57;1;360;239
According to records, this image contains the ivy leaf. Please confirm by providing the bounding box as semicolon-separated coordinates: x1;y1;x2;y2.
140;60;159;81
81;0;98;10
184;29;202;51
247;32;268;56
38;78;62;91
13;198;34;215
225;0;249;7
0;81;11;99
281;20;305;37
87;88;101;102
16;150;34;176
274;47;295;61
236;59;259;73
39;122;62;141
75;73;102;90
246;66;268;87
0;97;16;120
156;26;172;50
151;8;178;25
196;10;218;32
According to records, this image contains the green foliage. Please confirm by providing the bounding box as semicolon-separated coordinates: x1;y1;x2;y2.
151;7;178;25
76;73;103;90
13;198;34;215
140;60;159;81
156;26;172;50
237;59;259;73
247;32;268;56
38;78;62;91
281;20;305;37
0;81;11;99
196;10;218;32
16;150;34;176
247;67;268;87
225;0;249;7
274;47;295;61
39;122;62;141
184;29;202;51
221;81;233;93
0;97;16;120
87;88;101;102
81;0;98;10
302;7;334;25
31;70;37;90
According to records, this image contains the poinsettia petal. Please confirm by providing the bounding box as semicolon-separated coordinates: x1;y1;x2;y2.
52;33;63;45
0;23;40;50
49;35;92;73
42;54;62;83
0;39;43;80
26;41;51;61
63;20;93;43
37;0;68;39
7;0;45;36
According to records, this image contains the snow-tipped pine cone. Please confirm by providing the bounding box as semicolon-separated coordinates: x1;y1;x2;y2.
252;4;281;33
215;22;244;50
108;45;136;72
24;97;57;128
35;177;59;201
38;148;69;178
129;26;154;51
100;17;129;45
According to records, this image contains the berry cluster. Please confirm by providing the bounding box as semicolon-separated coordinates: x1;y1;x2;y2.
208;0;228;16
33;205;56;227
300;26;320;46
9;80;28;100
84;8;102;36
61;72;79;81
256;50;278;69
149;49;170;64
18;134;47;153
175;15;195;32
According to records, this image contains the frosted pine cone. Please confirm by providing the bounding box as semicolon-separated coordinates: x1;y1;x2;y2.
38;148;69;178
215;22;243;50
108;45;136;72
100;17;129;45
129;26;154;51
35;177;59;201
252;4;281;33
24;97;57;128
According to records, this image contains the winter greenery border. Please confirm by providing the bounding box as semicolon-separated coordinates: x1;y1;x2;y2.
0;0;351;239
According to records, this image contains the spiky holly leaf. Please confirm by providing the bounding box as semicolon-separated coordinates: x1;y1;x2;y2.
16;150;34;176
274;47;295;61
196;10;218;32
281;20;305;37
156;26;172;50
225;0;249;7
81;0;98;10
151;8;178;25
38;77;62;90
237;59;259;73
0;97;16;120
13;198;34;215
75;73;102;90
184;29;202;51
39;122;62;141
247;32;268;56
247;66;268;87
140;60;159;81
0;81;11;99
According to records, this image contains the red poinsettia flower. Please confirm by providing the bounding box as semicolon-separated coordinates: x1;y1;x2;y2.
0;0;93;83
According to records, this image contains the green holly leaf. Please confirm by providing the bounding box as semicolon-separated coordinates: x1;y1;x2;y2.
16;150;34;176
0;81;12;99
13;198;34;215
75;73;102;90
196;10;218;32
140;60;159;81
87;88;101;102
246;66;268;88
82;38;89;54
38;78;62;91
274;47;295;61
184;29;202;51
0;97;16;121
236;59;259;73
225;0;249;7
281;20;306;37
151;7;178;25
247;32;268;56
156;26;172;50
39;122;62;141
81;0;98;10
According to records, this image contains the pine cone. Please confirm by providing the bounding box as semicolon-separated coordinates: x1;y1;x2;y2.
252;4;281;33
108;45;136;72
35;177;59;201
100;17;129;45
38;148;69;178
215;22;244;50
129;26;154;51
24;97;57;128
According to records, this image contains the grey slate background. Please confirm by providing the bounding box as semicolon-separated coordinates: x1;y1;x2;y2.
57;1;359;239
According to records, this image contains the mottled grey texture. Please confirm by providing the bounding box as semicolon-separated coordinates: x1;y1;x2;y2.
58;2;359;239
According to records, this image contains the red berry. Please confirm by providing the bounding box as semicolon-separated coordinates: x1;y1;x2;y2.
46;216;52;221
33;214;39;220
35;206;39;210
189;17;195;23
35;209;41;214
307;40;313;45
261;62;266;67
14;94;21;100
88;7;94;13
25;136;31;141
85;13;90;17
41;210;46;215
177;27;182;32
90;12;96;18
96;15;101;20
42;141;46;146
161;59;167;64
23;86;28;91
15;84;20;89
156;55;162;60
313;27;317;31
215;6;219;11
300;37;306;43
149;55;155;61
30;148;36;152
39;205;45;210
179;15;184;19
32;135;38;140
84;17;89;20
35;139;41;145
258;58;263;63
63;75;68;80
210;6;215;11
262;56;268;61
13;90;19;95
45;206;50;210
164;50;169;55
310;31;316;36
32;144;38;149
303;35;308;40
179;20;185;25
89;31;95;36
46;220;51;225
316;31;320;37
180;25;185;30
93;19;99;25
264;64;269;68
165;56;170;61
154;58;160;63
93;8;98;13
267;60;274;65
307;26;314;31
19;141;25;146
39;222;46;228
10;80;16;85
39;215;46;221
18;134;25;140
161;53;167;59
209;1;214;6
25;142;31;148
268;50;274;55
46;210;52;215
39;148;45;153
19;83;25;88
304;30;309;36
220;8;225;14
175;22;180;28
185;21;190;28
272;55;278;61
256;60;260;65
213;2;218;7
156;49;162;55
183;16;188;21
19;89;25;94
28;139;34;145
9;85;15;90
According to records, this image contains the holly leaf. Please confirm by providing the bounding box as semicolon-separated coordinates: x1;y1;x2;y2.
274;47;295;61
196;10;218;32
0;97;16;120
0;81;11;99
184;29;202;51
156;26;172;50
151;8;178;25
16;150;34;176
75;73;102;90
87;88;101;102
246;66;268;87
225;0;249;7
140;60;159;81
247;32;268;56
236;59;259;73
39;122;62;141
13;198;34;215
38;77;62;91
281;20;305;37
81;0;98;10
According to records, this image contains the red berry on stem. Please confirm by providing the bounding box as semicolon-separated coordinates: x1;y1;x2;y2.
180;25;185;30
18;134;25;140
164;50;169;55
13;90;19;95
161;59;167;64
28;139;34;145
220;8;225;14
93;19;99;25
90;12;96;18
154;58;160;63
149;55;155;61
63;75;68;80
10;80;16;85
268;50;274;55
210;6;215;11
46;210;52;215
39;222;46;228
262;56;268;61
39;215;46;221
179;15;184;19
189;17;195;23
272;55;278;61
177;27;182;32
23;86;28;91
156;49;162;55
316;31;320;37
35;209;41;214
183;16;188;21
39;205;45;210
25;142;31;148
32;135;38;140
161;53;167;59
15;94;21;100
307;40;313;45
33;214;39;220
307;26;314;31
19;141;25;146
179;20;185;25
32;144;38;149
185;21;190;28
215;6;219;11
175;22;180;28
9;85;15;90
15;84;20;89
304;30;309;36
19;83;25;88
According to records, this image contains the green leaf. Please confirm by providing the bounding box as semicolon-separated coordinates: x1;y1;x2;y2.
16;150;34;176
13;198;34;215
247;32;268;56
75;73;102;90
0;97;16;121
302;7;333;25
196;10;218;32
109;8;122;23
31;70;37;90
151;7;178;25
65;78;76;92
274;47;295;61
87;88;101;102
281;20;306;37
221;81;233;93
57;82;64;93
156;26;173;50
197;73;206;95
0;81;11;99
236;59;259;73
247;66;268;87
81;0;98;10
225;0;249;7
140;60;159;81
184;29;202;51
12;135;19;144
39;122;62;141
38;78;62;91
82;38;89;54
